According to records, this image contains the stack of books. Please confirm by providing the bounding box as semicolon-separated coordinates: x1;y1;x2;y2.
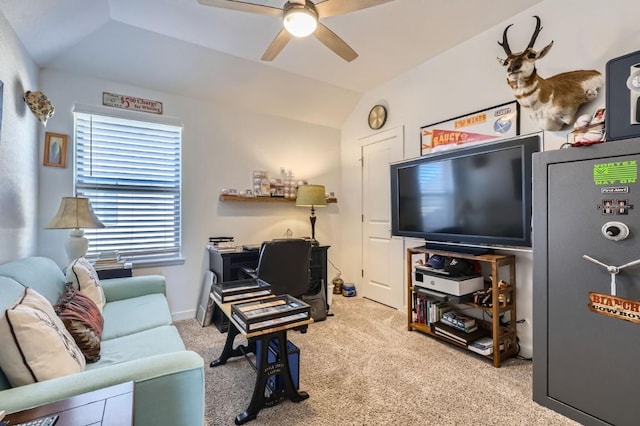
208;236;236;253
93;251;128;270
432;310;488;346
413;290;452;325
440;310;477;333
433;321;488;346
468;337;504;356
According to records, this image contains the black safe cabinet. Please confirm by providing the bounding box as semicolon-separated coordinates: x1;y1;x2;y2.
533;138;640;426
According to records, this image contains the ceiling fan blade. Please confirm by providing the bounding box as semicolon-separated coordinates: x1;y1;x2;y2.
313;22;358;62
197;0;282;17
315;0;394;18
261;29;293;61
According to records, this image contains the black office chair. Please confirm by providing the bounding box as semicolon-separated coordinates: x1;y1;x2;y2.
244;238;312;298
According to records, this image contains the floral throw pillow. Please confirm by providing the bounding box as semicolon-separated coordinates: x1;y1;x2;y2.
0;288;86;386
55;287;104;363
66;257;106;312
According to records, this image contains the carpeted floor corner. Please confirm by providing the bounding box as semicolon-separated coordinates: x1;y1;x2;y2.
175;297;579;426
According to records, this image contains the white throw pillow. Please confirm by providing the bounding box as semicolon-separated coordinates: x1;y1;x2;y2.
0;288;86;387
66;257;105;312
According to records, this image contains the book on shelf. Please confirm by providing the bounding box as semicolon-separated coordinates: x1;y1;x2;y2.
467;337;504;356
439;316;478;333
441;310;476;329
413;291;452;325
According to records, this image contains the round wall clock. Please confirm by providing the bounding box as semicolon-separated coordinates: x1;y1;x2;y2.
368;104;387;130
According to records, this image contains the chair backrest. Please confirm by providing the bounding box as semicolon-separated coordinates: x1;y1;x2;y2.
256;239;312;298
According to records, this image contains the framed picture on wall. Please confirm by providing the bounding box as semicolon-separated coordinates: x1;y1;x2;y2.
44;132;68;168
420;101;520;155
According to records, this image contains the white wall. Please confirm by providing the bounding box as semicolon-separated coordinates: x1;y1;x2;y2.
0;14;39;262
37;69;342;320
339;0;640;358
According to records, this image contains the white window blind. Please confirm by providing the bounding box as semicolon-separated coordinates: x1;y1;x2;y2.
74;111;182;263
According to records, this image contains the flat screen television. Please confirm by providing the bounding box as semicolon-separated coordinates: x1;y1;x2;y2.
390;134;542;253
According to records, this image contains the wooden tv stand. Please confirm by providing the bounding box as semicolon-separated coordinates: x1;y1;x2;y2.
406;246;518;367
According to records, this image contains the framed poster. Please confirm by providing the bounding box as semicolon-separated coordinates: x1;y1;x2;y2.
44;132;68;168
420;101;520;155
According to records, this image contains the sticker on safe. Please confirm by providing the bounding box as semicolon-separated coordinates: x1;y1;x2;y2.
588;291;640;324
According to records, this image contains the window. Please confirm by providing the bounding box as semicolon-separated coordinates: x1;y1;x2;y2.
73;107;183;266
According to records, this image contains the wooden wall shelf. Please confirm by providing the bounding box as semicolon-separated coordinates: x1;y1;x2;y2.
219;195;337;204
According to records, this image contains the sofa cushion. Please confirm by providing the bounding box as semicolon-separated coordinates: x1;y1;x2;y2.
0;277;25;391
54;287;104;363
0;257;65;304
85;325;186;370
0;288;86;387
101;293;173;341
66;257;105;312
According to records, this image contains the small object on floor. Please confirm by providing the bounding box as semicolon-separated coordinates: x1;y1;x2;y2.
342;284;356;297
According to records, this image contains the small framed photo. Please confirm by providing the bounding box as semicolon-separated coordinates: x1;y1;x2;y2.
44;132;68;168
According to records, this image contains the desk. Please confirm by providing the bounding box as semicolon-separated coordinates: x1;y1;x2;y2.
209;245;329;331
210;296;312;425
4;381;134;425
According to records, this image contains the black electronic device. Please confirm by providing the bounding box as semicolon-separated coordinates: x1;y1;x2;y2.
390;133;542;251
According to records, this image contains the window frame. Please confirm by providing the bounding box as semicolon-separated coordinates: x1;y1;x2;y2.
72;104;185;268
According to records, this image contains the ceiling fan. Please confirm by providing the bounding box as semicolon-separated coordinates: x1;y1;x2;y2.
197;0;394;61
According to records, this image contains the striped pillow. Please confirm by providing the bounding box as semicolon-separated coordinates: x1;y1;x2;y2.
0;288;85;387
55;287;104;363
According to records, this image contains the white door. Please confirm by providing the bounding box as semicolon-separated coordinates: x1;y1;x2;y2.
361;127;404;309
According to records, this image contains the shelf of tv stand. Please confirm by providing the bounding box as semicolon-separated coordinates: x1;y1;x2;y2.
406;246;518;367
408;315;517;363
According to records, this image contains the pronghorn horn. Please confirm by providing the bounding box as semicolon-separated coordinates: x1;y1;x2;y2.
498;24;513;55
526;15;543;49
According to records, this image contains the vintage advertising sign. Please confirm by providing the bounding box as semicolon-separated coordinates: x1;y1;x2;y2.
420;101;519;154
102;92;163;114
588;292;640;324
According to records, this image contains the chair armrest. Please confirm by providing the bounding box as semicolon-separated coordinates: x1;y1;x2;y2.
241;266;257;279
101;275;166;302
0;351;203;415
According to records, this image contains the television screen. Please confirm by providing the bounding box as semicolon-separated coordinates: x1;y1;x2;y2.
390;134;542;251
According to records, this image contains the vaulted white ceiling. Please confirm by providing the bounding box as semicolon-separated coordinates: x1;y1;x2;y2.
1;0;543;127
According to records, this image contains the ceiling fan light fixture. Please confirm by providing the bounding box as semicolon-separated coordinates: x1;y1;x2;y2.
283;5;317;38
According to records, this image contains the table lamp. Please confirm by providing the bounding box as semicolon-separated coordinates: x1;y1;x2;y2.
46;197;105;263
296;184;326;244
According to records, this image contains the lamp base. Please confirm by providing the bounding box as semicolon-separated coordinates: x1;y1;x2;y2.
65;229;89;263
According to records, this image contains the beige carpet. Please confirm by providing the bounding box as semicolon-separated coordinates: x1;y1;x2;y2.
175;296;579;426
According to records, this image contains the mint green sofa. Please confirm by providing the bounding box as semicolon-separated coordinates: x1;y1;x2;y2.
0;257;204;425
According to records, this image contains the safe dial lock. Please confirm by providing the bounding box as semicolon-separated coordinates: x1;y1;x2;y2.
601;221;630;241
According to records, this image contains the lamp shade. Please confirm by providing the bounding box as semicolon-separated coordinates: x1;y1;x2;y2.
45;197;105;230
296;185;326;207
283;4;318;37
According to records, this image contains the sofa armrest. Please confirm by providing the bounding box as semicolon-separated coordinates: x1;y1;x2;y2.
1;351;204;425
101;275;166;302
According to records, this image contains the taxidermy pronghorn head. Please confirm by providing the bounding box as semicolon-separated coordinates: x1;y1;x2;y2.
497;16;604;131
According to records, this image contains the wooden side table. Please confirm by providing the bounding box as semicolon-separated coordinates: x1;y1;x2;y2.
96;266;133;280
4;381;134;425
